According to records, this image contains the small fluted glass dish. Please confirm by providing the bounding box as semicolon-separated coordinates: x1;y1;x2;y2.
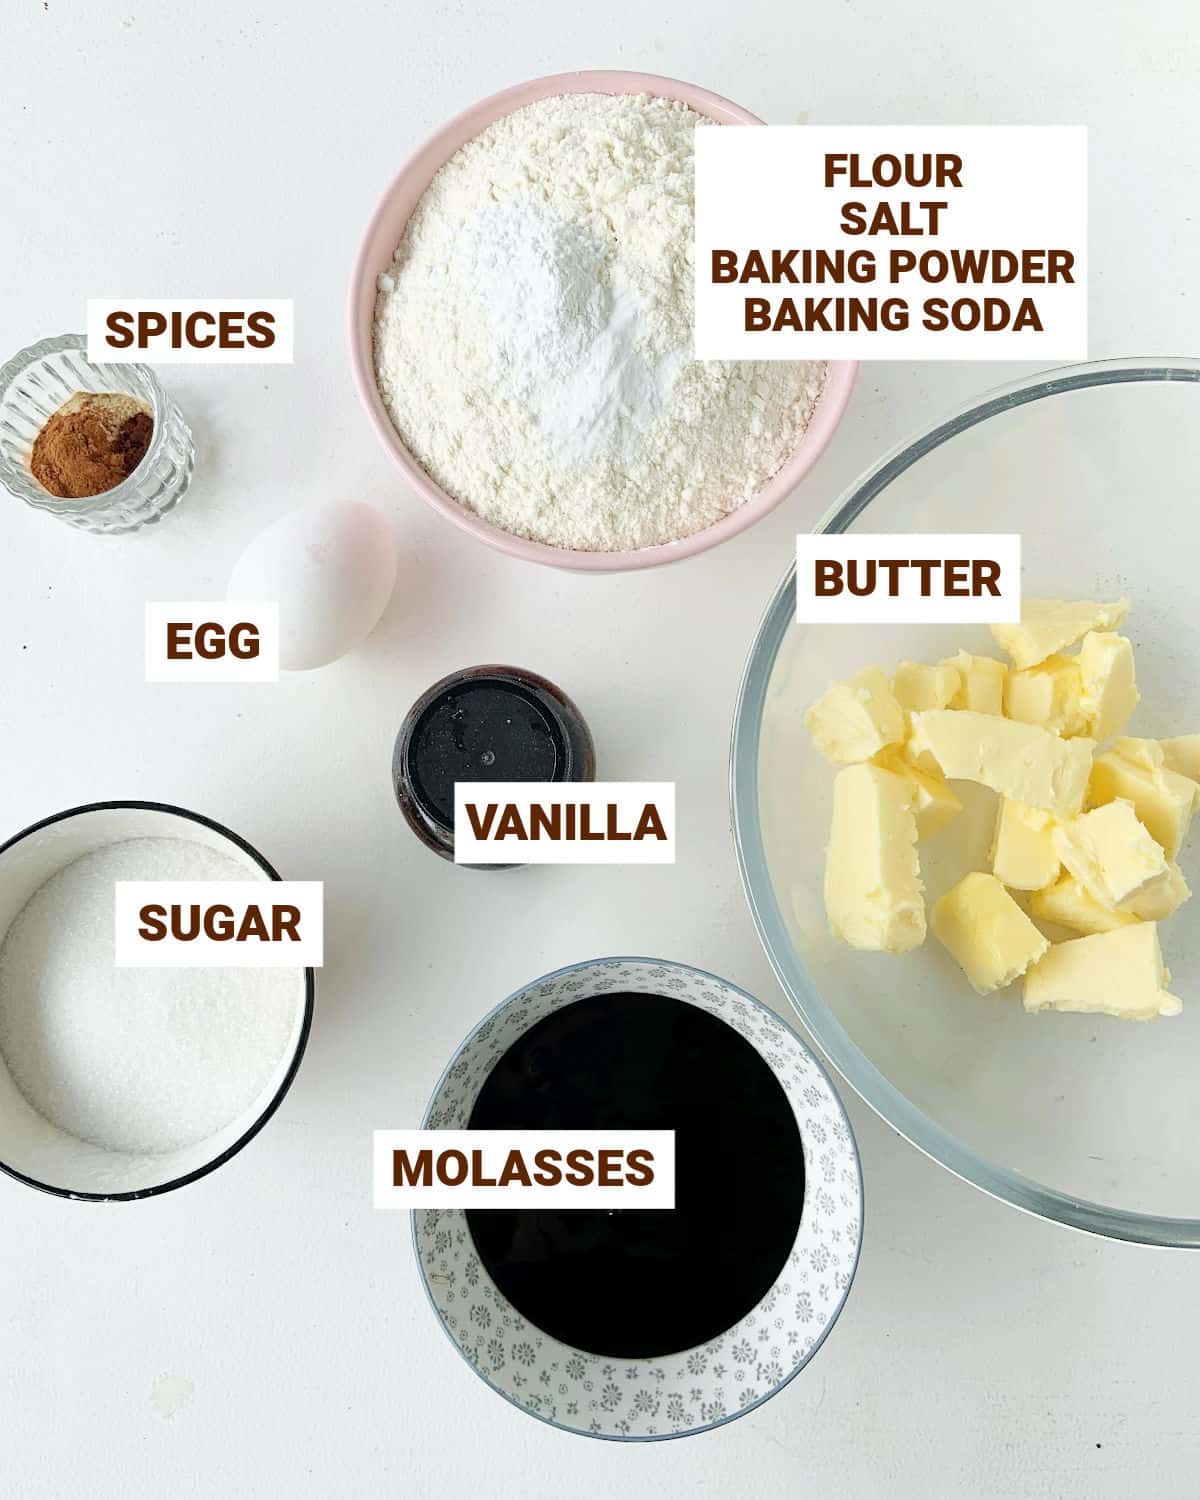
0;333;193;533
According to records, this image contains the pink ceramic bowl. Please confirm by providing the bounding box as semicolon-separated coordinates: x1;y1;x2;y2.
348;70;858;573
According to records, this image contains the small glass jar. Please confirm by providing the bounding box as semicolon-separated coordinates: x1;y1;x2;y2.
393;665;596;868
0;333;194;533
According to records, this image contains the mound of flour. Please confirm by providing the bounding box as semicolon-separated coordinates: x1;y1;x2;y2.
374;92;826;552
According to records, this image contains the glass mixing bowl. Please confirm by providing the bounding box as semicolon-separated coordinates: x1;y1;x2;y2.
732;357;1200;1247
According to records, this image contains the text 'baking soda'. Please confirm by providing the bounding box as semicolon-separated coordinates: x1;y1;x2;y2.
796;535;1022;625
87;299;295;364
114;881;324;968
373;1130;676;1209
453;782;676;865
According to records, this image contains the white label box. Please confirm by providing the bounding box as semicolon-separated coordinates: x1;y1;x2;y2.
114;881;323;967
695;126;1087;360
374;1130;676;1209
796;533;1021;624
145;602;280;683
87;298;294;363
453;781;676;865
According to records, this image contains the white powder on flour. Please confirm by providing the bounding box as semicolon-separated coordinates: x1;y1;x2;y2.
374;93;826;552
0;838;301;1156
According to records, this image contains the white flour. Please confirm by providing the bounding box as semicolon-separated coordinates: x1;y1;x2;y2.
0;838;301;1156
374;92;826;552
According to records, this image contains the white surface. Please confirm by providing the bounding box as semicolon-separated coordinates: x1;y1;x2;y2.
1;2;1197;1495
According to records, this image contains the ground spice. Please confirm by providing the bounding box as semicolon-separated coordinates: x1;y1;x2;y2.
29;391;153;499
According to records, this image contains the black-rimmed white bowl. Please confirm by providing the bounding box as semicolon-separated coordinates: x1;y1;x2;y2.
413;956;862;1441
0;801;313;1201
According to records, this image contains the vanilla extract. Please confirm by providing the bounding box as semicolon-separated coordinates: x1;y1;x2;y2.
392;665;595;865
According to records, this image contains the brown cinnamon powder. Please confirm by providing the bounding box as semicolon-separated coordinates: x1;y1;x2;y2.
30;391;153;499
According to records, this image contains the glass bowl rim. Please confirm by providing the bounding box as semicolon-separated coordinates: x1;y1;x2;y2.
731;355;1200;1249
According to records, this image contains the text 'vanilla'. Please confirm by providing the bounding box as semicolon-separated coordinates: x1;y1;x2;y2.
452;782;676;865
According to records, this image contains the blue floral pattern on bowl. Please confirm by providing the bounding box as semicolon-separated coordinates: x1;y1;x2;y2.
413;956;862;1441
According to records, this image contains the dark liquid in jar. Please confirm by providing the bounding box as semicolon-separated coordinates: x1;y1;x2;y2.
410;681;566;828
467;992;806;1359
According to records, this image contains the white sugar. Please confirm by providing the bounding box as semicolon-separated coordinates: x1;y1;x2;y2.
0;837;302;1156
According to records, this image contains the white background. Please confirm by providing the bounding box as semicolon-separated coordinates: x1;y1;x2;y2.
1;2;1197;1496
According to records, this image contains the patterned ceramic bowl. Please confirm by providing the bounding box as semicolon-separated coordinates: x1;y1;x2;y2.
413;956;862;1441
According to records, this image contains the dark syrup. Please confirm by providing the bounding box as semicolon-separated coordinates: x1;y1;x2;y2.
466;992;805;1359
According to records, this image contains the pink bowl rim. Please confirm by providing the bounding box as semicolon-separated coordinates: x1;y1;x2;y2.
348;68;858;573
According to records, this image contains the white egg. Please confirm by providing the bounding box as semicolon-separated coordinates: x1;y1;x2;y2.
228;501;398;670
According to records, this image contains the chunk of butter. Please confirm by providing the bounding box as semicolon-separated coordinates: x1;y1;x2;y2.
873;748;962;838
892;660;960;714
1088;748;1199;859
909;710;1094;817
1078;632;1139;741
1119;860;1191;922
990;597;1130;671
941;650;1007;715
806;667;906;765
1029;875;1138;935
1159;734;1200;780
1053;799;1166;907
1004;654;1087;737
991;799;1060;891
1113;736;1165;770
1119;734;1200;783
931;872;1049;994
1024;923;1182;1020
825;763;925;952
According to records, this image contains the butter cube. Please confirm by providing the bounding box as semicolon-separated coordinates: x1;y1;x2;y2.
825;763;925;952
1089;749;1199;859
941;650;1007;715
990;597;1130;671
1113;736;1164;770
1053;800;1166;907
991;799;1060;890
1024;923;1182;1020
1004;654;1088;737
1119;734;1200;782
910;710;1094;818
1029;876;1138;935
931;872;1049;994
1078;632;1139;741
1119;861;1191;922
892;660;961;714
1159;734;1200;780
873;748;962;838
806;667;906;765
